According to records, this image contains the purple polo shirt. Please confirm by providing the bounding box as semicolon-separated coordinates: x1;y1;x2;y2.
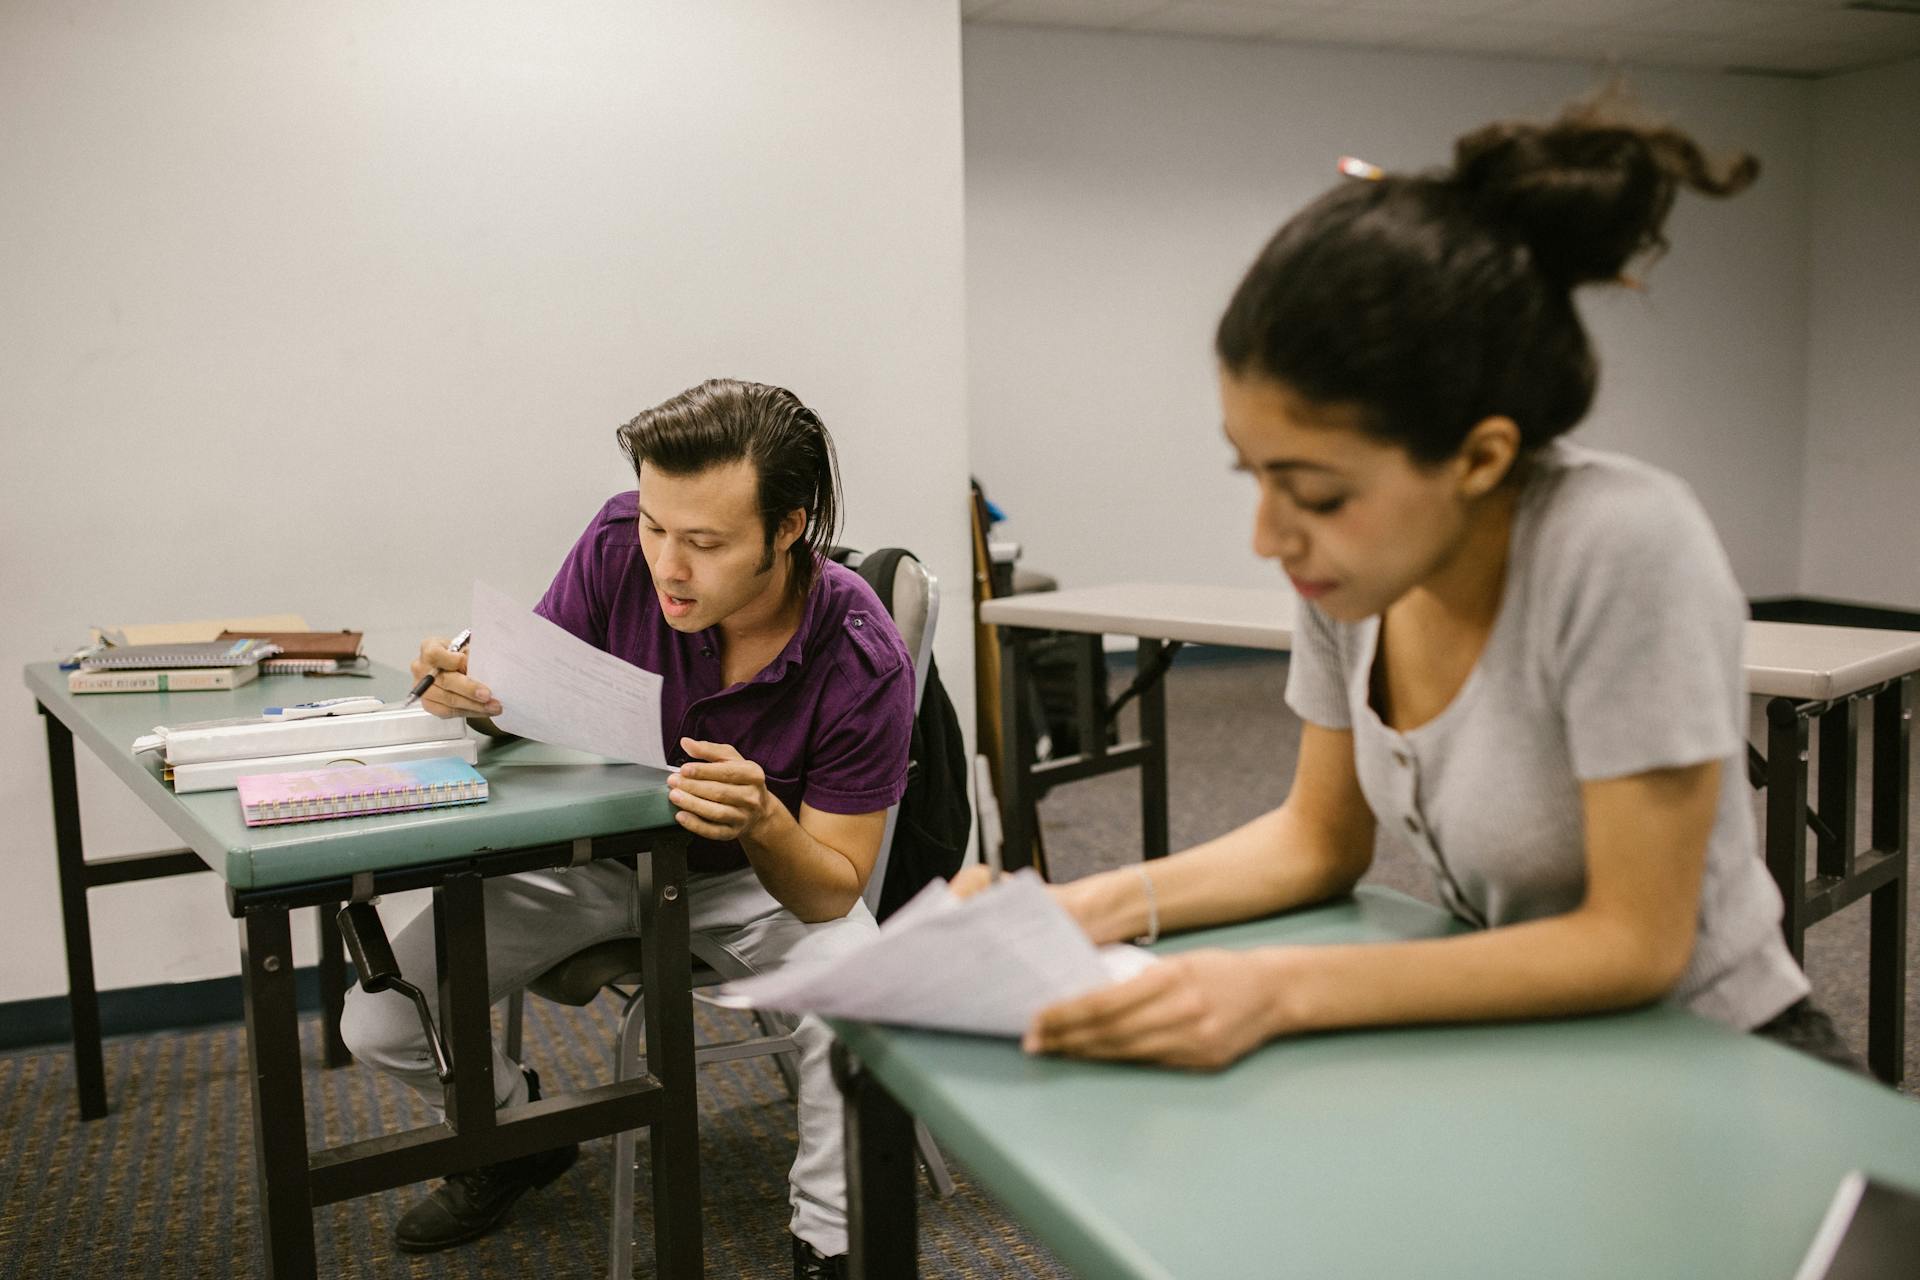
533;492;915;874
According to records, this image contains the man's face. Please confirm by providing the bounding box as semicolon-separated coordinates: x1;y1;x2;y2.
636;459;782;633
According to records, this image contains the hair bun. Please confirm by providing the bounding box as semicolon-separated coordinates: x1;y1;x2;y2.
1451;103;1757;288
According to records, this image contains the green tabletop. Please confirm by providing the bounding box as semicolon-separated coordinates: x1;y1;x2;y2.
25;661;676;890
832;888;1920;1280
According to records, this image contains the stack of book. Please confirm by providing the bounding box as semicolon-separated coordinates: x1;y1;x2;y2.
68;627;370;693
150;705;480;793
218;629;367;676
68;638;279;694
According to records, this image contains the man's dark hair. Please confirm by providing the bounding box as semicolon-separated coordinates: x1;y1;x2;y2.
615;378;842;602
1215;90;1756;465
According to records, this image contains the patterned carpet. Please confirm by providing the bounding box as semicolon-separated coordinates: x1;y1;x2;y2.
0;996;1071;1279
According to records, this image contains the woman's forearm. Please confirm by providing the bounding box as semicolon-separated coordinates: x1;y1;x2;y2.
1262;907;1688;1037
1063;803;1368;945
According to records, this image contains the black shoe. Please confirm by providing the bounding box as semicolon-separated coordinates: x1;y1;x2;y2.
792;1234;850;1280
394;1069;580;1254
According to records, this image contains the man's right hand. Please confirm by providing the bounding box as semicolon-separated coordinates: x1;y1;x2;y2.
411;636;503;720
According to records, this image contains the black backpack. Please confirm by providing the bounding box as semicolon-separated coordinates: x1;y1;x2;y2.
831;546;972;920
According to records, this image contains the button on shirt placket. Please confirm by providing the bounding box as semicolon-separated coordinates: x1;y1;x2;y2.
1389;739;1481;928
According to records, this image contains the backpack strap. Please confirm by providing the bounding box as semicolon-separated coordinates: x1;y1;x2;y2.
852;547;912;617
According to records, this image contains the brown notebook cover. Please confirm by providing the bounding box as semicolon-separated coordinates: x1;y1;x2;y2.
217;629;364;660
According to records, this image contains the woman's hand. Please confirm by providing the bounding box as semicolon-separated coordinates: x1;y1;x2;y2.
1024;947;1289;1071
948;864;1110;938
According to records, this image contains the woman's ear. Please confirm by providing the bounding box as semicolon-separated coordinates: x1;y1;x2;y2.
1457;416;1521;499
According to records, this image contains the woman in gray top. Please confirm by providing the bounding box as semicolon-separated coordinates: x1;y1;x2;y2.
984;94;1840;1071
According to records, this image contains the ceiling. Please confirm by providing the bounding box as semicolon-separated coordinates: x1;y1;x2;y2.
961;0;1920;78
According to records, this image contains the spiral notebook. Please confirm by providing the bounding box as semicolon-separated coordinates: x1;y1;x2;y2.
235;757;489;826
81;638;278;670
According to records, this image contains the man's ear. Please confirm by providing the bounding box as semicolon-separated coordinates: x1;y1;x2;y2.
774;507;807;553
1456;416;1521;499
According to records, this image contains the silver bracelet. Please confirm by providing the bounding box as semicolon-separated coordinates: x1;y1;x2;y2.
1135;865;1159;946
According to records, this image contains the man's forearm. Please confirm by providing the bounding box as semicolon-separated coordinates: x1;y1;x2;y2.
740;802;867;923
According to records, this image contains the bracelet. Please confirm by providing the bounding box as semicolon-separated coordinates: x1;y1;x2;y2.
1134;866;1160;946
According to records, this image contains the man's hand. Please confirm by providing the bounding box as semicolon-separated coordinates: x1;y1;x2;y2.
669;738;777;841
1023;948;1286;1071
410;636;502;720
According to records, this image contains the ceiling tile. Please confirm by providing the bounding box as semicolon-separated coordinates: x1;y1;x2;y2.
1498;0;1696;29
1125;2;1298;37
1270;8;1451;41
978;0;1175;28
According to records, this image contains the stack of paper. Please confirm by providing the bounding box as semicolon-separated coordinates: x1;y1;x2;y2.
712;871;1155;1038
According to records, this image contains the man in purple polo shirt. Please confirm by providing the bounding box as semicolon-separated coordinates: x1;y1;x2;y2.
341;379;913;1279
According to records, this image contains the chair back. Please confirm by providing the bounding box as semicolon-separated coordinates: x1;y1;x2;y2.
836;549;940;917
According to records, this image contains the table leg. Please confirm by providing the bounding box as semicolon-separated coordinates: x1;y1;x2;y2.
1765;697;1810;965
316;903;351;1068
1868;678;1910;1084
39;706;107;1121
833;1040;918;1279
639;833;703;1277
998;627;1039;872
1138;637;1170;861
240;906;317;1279
434;873;496;1135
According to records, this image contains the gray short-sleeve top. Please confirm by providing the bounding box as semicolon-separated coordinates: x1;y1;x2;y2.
1285;441;1808;1029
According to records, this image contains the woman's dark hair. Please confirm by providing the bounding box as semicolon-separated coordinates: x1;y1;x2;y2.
1215;91;1758;465
615;378;842;602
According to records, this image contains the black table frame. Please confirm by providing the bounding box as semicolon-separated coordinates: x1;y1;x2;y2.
997;630;1180;873
35;700;704;1280
1754;674;1911;1084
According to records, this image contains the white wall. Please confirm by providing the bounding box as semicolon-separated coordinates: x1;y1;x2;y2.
964;24;1814;597
1800;57;1920;610
0;0;969;1006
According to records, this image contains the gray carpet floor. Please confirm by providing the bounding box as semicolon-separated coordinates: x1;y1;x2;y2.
1037;652;1920;1095
0;997;1072;1280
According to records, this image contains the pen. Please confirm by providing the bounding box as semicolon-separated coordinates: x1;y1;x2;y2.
403;628;472;708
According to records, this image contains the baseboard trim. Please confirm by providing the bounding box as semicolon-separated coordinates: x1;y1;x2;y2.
1;968;324;1054
1749;596;1920;631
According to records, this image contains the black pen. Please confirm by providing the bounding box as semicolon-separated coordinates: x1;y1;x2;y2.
402;628;472;708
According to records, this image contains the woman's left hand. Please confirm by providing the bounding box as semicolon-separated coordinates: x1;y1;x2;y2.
1024;947;1288;1071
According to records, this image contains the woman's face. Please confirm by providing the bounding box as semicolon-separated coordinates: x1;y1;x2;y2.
1219;369;1495;623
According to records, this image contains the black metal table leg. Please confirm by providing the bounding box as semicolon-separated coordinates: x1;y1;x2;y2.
316;903;351;1068
640;832;702;1277
1868;678;1911;1083
834;1040;917;1280
39;705;107;1121
1765;697;1811;965
435;872;497;1134
241;906;317;1279
1138;637;1170;861
998;628;1039;872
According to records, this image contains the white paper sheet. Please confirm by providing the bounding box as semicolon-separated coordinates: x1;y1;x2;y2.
711;871;1156;1038
465;580;669;769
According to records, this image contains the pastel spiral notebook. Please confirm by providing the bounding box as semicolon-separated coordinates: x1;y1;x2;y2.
235;757;489;827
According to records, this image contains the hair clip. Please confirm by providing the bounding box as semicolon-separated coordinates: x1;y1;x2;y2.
1337;155;1385;181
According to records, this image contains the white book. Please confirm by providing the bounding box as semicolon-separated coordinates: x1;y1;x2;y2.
70;665;260;694
161;706;469;766
169;736;480;794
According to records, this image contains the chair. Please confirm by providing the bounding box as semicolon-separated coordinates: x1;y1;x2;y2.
503;549;955;1279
